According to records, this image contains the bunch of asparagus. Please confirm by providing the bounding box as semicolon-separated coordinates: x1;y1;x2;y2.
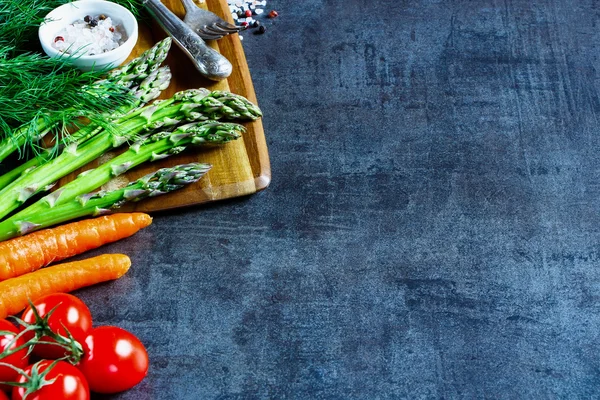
0;38;262;241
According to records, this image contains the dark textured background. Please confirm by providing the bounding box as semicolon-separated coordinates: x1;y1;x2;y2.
83;0;600;398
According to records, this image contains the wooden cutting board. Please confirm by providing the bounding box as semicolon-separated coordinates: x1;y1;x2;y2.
58;0;270;212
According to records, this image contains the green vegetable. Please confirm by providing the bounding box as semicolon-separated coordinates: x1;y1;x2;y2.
0;90;262;221
0;163;211;241
0;53;133;156
4;120;244;230
0;38;173;164
0;64;172;191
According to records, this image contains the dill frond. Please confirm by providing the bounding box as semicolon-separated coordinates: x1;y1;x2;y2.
0;0;144;156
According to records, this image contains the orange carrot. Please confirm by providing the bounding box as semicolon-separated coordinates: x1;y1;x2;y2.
0;213;151;282
0;253;131;318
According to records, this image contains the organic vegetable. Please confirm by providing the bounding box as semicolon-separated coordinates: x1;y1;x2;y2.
0;63;172;192
0;37;173;173
11;360;89;400
0;89;260;221
20;294;93;360
0;54;132;158
0;213;151;280
5;121;243;228
0;319;28;391
0;0;150;156
0;164;210;241
0;213;151;281
78;326;149;394
0;254;131;319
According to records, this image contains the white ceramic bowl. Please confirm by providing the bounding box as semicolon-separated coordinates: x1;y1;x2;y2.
38;0;138;71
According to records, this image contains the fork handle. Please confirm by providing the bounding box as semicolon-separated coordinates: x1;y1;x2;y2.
143;0;232;81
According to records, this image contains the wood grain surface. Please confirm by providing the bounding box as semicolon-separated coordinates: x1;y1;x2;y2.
58;0;270;212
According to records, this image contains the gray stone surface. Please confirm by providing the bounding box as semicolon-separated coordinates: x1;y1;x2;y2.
85;0;600;398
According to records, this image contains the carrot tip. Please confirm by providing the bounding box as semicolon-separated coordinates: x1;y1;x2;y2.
131;213;153;228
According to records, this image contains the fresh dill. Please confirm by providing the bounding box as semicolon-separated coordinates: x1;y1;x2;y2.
0;53;129;128
0;0;144;157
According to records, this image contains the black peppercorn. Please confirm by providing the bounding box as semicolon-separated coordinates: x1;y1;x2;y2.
84;15;91;22
256;25;266;34
89;19;98;27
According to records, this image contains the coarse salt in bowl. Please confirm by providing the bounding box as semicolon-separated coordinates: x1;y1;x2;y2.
38;0;138;71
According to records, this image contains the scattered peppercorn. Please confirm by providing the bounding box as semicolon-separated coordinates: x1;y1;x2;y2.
54;36;64;42
98;14;107;20
84;15;91;22
228;0;278;39
89;19;98;27
109;26;115;32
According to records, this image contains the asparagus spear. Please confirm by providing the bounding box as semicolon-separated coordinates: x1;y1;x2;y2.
5;121;244;225
0;38;173;164
0;90;261;220
0;163;211;241
0;62;173;191
104;37;172;88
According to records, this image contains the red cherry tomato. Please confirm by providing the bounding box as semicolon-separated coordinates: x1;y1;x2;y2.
21;294;92;359
0;319;28;392
78;326;149;394
12;360;89;400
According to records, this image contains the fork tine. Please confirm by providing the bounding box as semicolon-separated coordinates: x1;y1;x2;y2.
205;23;229;32
197;30;227;40
181;0;243;40
215;21;241;31
197;24;243;40
203;23;243;36
203;25;233;36
211;26;242;35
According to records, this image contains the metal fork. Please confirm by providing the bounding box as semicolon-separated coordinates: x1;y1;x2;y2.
180;0;243;40
144;0;232;80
